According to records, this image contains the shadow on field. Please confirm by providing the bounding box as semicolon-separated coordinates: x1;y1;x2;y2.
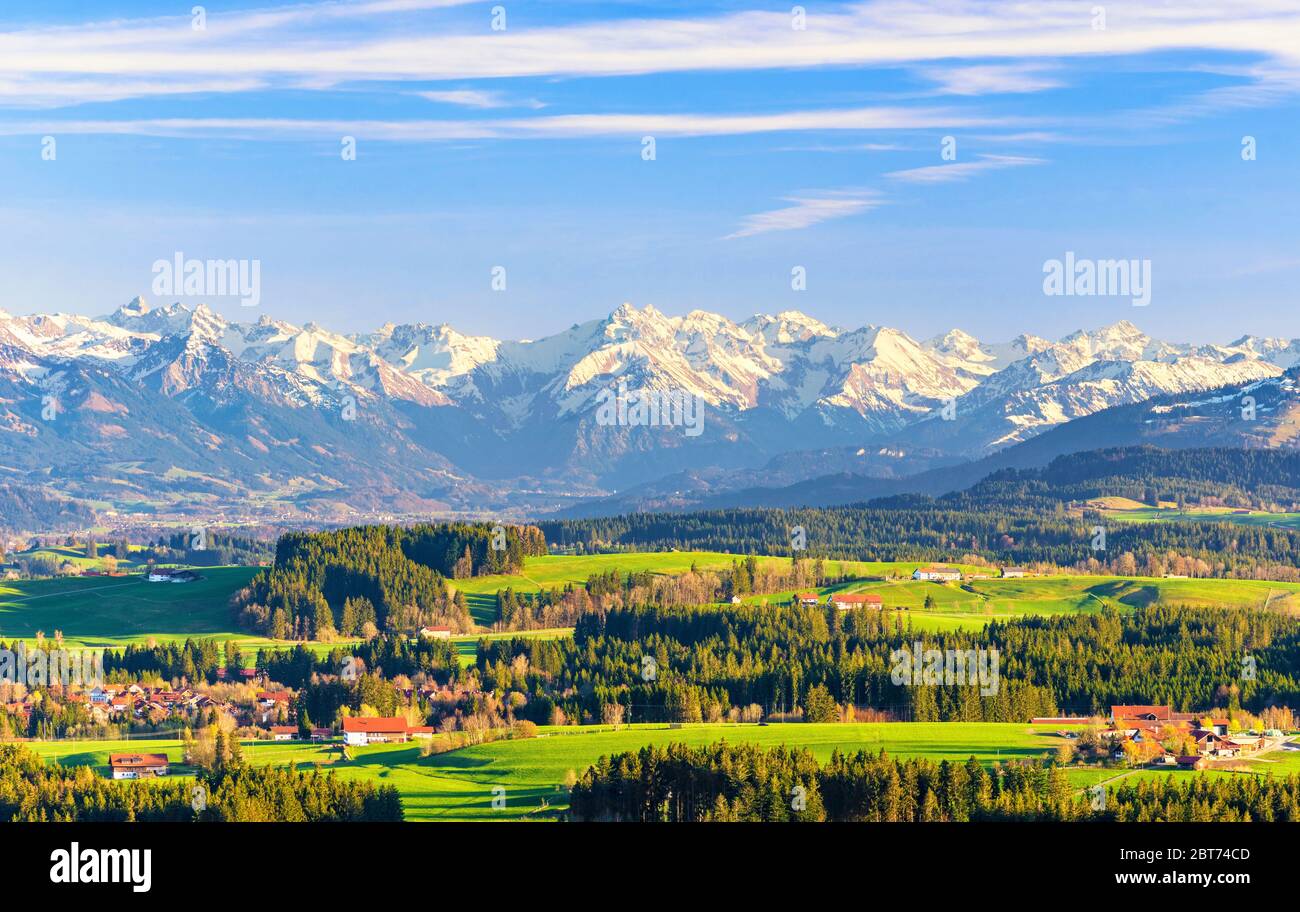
1087;580;1158;607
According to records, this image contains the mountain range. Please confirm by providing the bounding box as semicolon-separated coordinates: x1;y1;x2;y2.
2;298;1297;522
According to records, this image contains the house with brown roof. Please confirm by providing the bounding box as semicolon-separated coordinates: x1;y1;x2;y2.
257;691;291;708
793;592;821;607
1111;704;1173;723
269;725;297;741
108;753;169;779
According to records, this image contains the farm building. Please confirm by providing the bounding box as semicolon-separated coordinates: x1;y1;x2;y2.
830;593;883;610
912;566;962;582
270;725;297;741
419;626;452;640
146;568;198;583
1111;705;1182;724
108;753;169;779
794;592;821;607
999;567;1032;578
343;716;420;746
257;691;291;708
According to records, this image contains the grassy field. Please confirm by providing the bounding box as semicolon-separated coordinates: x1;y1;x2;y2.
0;567;267;648
740;574;1300;632
28;735;338;777
28;724;1297;821
2;551;1297;648
452;554;990;625
5;544;149;572
27;722;1080;819
1103;504;1300;531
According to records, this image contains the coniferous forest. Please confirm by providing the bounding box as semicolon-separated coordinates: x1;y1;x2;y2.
0;744;402;822
541;447;1300;579
570;741;1300;822
232;522;545;638
477;602;1300;724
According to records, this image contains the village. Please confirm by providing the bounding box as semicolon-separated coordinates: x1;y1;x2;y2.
1034;705;1293;770
1;667;463;781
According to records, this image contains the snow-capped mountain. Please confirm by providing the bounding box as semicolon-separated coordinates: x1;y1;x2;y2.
0;299;1293;519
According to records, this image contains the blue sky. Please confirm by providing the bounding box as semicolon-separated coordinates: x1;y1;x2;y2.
1;0;1299;343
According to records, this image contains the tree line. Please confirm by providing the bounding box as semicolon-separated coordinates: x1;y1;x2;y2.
569;741;1300;822
0;743;402;822
232;522;545;639
476;601;1300;725
539;446;1300;580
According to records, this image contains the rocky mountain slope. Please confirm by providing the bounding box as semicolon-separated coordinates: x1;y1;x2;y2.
1;297;1294;520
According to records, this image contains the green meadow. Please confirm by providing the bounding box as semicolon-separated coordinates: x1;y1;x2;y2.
1;551;1296;649
740;574;1300;632
451;553;989;625
6;544;149;572
1104;505;1300;531
27;722;1081;820
0;567;267;649
28;724;1297;821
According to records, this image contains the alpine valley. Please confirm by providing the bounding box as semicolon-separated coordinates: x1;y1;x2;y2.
3;297;1297;523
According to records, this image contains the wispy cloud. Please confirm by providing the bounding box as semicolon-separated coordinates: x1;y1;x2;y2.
885;153;1044;183
724;190;884;239
4;0;1300;111
0;107;1015;141
728;149;1044;238
415;89;545;110
921;64;1063;96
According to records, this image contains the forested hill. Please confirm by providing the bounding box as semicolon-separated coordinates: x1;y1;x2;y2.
480;601;1300;725
975;446;1300;510
234;523;546;639
539;446;1300;577
0;483;95;531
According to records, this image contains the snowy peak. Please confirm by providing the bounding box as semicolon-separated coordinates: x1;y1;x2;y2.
3;298;1297;470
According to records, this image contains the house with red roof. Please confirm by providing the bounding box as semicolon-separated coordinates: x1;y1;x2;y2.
342;716;419;746
830;592;884;610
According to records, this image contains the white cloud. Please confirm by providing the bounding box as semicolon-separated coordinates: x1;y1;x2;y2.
885;153;1044;183
724;191;884;239
415;89;545;110
4;0;1300;111
0;106;1017;141
921;64;1062;96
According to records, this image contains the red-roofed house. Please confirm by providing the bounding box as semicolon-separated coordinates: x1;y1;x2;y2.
1111;705;1173;724
419;626;452;640
830;592;884;611
342;716;416;746
794;592;820;607
269;725;297;741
